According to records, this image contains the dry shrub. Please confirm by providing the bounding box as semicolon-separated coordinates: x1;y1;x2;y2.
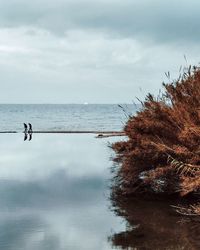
112;66;200;215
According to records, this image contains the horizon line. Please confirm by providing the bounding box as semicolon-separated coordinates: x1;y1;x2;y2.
0;103;139;105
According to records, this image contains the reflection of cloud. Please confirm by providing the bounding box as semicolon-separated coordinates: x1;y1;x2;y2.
0;215;46;250
0;169;105;209
0;170;124;250
34;235;61;250
0;134;124;250
0;134;113;180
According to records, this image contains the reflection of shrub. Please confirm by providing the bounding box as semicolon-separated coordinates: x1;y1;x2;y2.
109;197;200;249
112;66;200;214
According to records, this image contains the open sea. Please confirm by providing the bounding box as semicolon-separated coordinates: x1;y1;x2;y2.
0;104;137;132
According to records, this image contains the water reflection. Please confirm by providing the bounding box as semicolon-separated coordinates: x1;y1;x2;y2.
110;194;200;249
0;134;124;250
23;132;32;141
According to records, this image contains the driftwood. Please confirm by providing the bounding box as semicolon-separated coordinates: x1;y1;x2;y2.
95;132;125;138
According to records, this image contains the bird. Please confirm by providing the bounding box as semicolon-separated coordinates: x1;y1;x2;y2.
29;133;32;141
28;123;32;133
24;133;28;141
23;123;28;133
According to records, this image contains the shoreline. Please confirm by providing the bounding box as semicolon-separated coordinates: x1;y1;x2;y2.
0;131;126;137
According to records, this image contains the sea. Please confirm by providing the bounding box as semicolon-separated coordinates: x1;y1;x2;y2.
0;104;137;132
0;104;137;250
0;104;198;250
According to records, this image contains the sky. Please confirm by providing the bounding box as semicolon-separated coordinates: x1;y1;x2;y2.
0;0;200;104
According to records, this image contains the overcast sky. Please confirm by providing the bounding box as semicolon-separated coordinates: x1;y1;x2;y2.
0;0;200;103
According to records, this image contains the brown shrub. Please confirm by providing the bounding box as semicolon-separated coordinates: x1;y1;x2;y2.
112;66;200;212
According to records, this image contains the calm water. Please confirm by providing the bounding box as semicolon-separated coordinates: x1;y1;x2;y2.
0;104;137;132
0;106;199;250
110;196;200;250
0;134;125;250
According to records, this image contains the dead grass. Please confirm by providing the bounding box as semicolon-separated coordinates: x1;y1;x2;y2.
112;65;200;216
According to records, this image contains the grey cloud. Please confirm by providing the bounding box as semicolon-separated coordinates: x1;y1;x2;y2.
0;0;200;42
0;0;199;103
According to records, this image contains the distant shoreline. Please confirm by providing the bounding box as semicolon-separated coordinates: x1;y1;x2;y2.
0;131;125;137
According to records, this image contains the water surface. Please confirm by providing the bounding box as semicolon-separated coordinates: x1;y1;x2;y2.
0;133;199;250
0;134;125;250
0;104;136;132
110;196;200;250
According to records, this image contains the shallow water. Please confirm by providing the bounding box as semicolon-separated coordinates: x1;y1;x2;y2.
0;133;199;250
110;197;200;250
0;134;125;250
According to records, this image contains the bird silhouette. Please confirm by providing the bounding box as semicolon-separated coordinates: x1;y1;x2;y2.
29;133;32;141
23;123;28;133
24;133;28;141
28;123;32;133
